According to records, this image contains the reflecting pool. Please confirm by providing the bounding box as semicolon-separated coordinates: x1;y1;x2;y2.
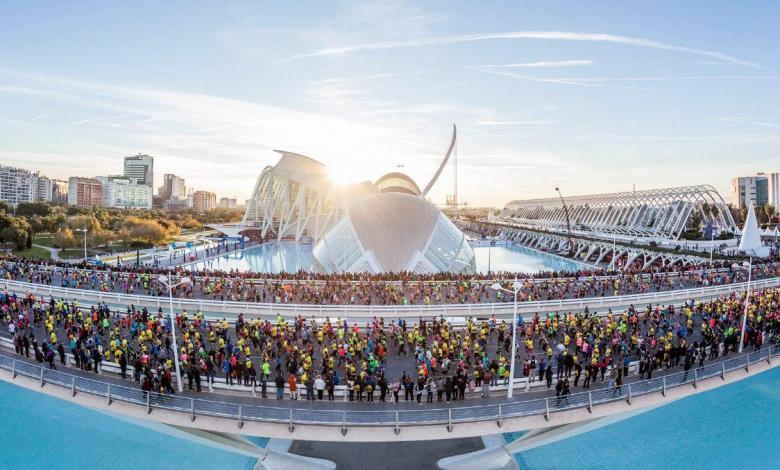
187;241;584;275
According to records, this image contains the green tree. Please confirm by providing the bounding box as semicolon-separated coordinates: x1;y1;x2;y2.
15;202;51;217
0;217;30;251
53;227;77;249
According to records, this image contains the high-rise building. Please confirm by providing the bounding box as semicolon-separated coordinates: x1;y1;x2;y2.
96;175;152;209
158;173;186;200
124;154;153;208
192;190;217;212
732;174;770;209
67;177;103;207
219;197;237;209
36;175;53;202
124;153;154;187
0;165;38;205
768;172;780;209
51;179;68;204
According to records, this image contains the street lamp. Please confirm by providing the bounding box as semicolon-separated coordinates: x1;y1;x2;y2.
734;258;753;353
75;227;88;260
157;273;192;393
491;279;521;399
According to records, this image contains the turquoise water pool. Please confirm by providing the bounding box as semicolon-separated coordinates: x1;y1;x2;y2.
0;380;260;470
510;365;780;469
474;244;584;274
188;241;583;274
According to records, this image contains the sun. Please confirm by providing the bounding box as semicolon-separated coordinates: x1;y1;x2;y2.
327;161;369;186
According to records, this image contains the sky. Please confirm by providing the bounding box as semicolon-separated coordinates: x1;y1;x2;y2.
0;0;778;207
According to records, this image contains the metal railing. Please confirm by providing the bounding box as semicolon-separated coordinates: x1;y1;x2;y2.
1;346;776;433
0;276;778;319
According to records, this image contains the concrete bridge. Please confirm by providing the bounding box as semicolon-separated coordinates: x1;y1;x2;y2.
1;274;775;322
2;346;778;444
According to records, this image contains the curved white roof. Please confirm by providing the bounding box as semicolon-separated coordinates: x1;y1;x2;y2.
313;192;475;274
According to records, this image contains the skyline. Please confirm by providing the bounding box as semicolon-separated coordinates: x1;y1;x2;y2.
1;1;779;206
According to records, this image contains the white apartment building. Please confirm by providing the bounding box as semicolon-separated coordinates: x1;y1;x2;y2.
0;164;38;205
97;176;152;209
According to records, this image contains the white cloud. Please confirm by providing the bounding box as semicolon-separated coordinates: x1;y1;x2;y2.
293;30;760;68
476;60;593;68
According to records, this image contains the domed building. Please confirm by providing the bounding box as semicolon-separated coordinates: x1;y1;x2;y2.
312;188;475;274
220;125;475;274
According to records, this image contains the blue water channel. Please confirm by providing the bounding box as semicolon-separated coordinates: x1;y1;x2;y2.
0;380;262;469
188;241;583;274
508;365;780;469
4;367;780;467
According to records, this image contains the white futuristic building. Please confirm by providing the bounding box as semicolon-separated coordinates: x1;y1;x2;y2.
313;173;475;274
499;185;737;241
238;151;377;242
217;125;474;274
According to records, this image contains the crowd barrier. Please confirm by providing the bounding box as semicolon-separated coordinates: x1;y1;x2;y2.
1;346;776;431
1;276;778;320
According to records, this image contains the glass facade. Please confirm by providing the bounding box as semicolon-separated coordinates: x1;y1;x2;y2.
312;217;368;272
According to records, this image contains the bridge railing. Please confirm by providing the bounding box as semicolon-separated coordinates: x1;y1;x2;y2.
0;276;778;320
2;345;777;431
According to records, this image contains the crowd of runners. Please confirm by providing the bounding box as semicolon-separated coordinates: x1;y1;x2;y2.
2;278;779;405
1;256;778;306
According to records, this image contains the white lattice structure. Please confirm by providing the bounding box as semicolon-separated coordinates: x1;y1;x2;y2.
241;151;377;242
500;185;736;241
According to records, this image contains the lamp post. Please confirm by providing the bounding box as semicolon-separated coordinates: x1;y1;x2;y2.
709;224;716;266
157;273;192;393
736;258;753;353
609;233;617;271
491;279;521;399
75;227;88;260
554;187;574;257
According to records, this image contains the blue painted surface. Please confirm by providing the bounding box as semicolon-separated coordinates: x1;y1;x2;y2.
189;241;582;274
513;366;780;469
0;381;258;470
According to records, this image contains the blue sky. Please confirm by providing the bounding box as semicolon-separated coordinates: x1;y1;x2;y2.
0;0;778;206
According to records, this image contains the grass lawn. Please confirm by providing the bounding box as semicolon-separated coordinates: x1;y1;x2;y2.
32;233;55;247
13;246;52;260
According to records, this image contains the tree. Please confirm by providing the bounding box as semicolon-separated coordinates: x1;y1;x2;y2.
15;202;51;217
0;217;30;251
53;227;77;249
765;204;776;224
25;225;32;249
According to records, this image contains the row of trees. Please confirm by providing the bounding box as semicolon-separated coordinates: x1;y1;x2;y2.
1;202;242;253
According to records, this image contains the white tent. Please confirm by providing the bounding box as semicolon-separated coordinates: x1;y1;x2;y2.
738;202;767;257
